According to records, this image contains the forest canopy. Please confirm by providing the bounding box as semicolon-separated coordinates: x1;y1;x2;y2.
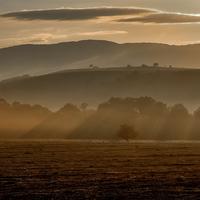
0;97;200;140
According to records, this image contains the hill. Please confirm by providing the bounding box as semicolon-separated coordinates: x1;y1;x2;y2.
0;39;200;79
0;66;200;110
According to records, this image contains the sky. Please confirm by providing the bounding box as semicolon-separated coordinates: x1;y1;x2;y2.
0;0;200;47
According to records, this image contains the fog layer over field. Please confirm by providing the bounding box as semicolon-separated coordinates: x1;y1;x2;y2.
0;97;200;140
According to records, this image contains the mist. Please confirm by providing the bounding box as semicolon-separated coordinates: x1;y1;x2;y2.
0;97;200;141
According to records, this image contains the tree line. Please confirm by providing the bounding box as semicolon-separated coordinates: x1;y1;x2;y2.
70;97;200;140
0;97;200;140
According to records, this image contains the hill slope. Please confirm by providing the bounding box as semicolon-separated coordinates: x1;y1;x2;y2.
0;40;200;79
0;66;200;110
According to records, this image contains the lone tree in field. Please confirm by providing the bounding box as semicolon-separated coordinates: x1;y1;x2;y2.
117;124;138;142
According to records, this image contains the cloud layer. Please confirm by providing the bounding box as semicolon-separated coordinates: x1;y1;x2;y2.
117;13;200;24
1;7;200;48
1;7;200;24
1;7;153;21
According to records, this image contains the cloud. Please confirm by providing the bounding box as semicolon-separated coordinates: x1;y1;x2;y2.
29;31;127;42
77;30;127;36
0;33;69;47
117;13;200;24
28;33;68;43
1;7;200;25
1;7;153;21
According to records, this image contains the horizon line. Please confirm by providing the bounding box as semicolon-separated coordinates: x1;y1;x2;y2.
1;39;200;49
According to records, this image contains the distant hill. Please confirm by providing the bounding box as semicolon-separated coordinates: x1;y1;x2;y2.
0;39;200;79
1;66;200;110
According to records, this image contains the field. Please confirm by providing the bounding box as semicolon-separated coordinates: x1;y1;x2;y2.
0;141;200;199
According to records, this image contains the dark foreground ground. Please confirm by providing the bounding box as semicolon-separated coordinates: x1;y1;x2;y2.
0;141;200;200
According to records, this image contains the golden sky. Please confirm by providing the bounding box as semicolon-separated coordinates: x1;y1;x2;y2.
0;0;200;47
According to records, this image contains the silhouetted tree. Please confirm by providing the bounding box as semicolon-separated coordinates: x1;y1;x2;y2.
89;64;99;70
80;103;88;111
153;62;159;67
191;108;200;139
159;104;191;140
117;124;138;142
0;99;51;139
126;64;132;68
141;64;148;68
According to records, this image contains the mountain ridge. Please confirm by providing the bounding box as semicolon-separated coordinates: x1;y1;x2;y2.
1;39;200;80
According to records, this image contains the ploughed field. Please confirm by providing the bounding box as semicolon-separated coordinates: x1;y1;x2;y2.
0;141;200;200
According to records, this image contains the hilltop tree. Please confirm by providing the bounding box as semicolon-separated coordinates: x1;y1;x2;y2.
80;103;88;111
153;62;159;67
126;64;132;69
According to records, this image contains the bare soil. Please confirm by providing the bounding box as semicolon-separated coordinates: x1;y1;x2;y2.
0;141;200;199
